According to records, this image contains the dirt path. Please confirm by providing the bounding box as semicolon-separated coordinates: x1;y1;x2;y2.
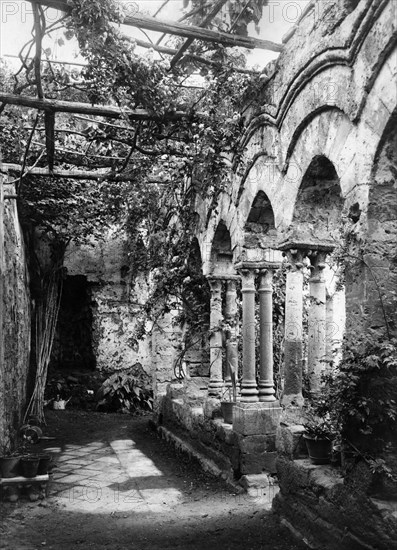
0;411;306;550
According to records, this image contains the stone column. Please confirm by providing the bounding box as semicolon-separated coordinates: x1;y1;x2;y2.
283;249;305;408
239;269;258;402
208;277;224;397
224;279;239;398
307;251;327;395
258;269;278;404
0;177;5;451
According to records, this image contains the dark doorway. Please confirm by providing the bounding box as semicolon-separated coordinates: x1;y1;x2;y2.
51;275;96;371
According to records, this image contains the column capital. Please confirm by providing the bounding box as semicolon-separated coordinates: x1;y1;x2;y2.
207;276;223;293
278;240;334;272
225;278;238;292
236;267;257;292
307;249;331;279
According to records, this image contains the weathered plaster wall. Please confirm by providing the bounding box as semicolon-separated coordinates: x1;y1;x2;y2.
0;182;30;452
64;229;152;374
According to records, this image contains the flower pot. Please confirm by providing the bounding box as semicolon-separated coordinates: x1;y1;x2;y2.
20;455;40;478
37;454;52;475
0;456;21;478
303;435;333;465
221;401;235;424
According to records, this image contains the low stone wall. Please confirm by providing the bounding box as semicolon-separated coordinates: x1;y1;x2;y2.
0;183;31;452
273;457;397;550
159;381;280;481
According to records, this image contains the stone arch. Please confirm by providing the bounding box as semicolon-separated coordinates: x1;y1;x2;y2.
287;155;343;243
209;220;234;277
275;109;356;232
243;191;277;250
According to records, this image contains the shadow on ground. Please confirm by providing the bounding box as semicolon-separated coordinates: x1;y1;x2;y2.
0;410;307;550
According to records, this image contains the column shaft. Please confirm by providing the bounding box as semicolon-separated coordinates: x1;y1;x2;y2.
283;266;304;407
258;270;277;403
240;270;258;402
208;278;224;396
308;256;327;394
225;279;238;399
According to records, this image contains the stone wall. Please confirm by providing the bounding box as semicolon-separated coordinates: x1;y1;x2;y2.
0;182;31;453
273;458;397;550
63;230;152;374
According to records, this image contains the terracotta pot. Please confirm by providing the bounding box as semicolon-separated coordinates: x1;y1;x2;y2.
20;455;40;478
220;401;235;424
0;456;21;478
37;454;52;475
303;435;333;465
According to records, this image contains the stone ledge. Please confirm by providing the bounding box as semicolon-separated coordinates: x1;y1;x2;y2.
156;424;244;494
274;457;397;550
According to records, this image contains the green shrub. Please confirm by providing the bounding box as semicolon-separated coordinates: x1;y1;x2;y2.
96;372;153;414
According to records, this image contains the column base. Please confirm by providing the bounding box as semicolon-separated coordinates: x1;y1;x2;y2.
208;380;224;398
259;397;280;406
240;384;259;403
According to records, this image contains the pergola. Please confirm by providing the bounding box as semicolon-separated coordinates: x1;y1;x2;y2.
0;0;283;181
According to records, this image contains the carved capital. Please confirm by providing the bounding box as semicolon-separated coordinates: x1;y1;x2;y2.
307;250;328;279
207;277;223;295
237;268;257;292
283;248;306;271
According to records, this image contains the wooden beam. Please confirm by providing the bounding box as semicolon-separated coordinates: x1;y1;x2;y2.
131;38;257;74
0;92;187;120
170;0;228;69
28;1;283;52
0;163;168;183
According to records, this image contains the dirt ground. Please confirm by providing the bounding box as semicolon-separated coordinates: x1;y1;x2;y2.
0;411;307;550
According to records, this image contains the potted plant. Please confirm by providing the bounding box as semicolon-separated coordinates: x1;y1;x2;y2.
221;361;238;424
20;454;41;478
0;448;22;478
303;406;338;465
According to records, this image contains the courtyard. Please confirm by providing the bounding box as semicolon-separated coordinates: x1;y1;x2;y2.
0;411;306;550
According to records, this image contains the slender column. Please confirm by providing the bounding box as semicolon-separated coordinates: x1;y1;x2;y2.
283;250;305;407
258;269;277;403
239;269;258;402
224;279;239;397
0;176;5;451
307;251;327;395
208;277;224;396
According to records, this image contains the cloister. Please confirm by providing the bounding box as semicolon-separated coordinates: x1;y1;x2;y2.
1;1;396;548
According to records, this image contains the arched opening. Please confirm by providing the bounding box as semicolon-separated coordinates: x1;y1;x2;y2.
244;191;277;249
210;221;234;275
287;156;345;393
365;115;397;332
292;155;343;242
